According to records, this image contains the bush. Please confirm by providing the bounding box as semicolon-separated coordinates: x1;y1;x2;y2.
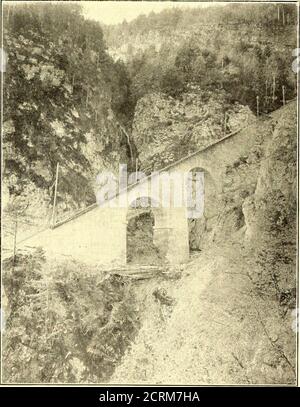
2;250;140;383
160;67;186;98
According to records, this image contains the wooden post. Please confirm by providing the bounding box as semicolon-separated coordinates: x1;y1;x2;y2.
51;163;59;227
265;79;268;108
272;74;276;102
256;95;259;117
224;112;227;135
13;219;18;264
282;85;286;105
135;158;138;183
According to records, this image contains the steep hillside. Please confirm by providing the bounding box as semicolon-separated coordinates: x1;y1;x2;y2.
2;254;141;383
132;87;254;172
2;3;133;247
103;3;297;113
112;102;297;385
2;2;297;385
3;2;297;249
113;241;296;384
243;102;297;297
102;2;297;185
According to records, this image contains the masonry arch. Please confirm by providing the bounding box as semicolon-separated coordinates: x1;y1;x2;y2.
126;196;165;265
187;166;220;253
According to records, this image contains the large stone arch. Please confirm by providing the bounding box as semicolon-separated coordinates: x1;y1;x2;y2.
126;196;168;264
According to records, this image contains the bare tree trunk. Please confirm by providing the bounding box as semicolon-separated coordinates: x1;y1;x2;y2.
51;163;59;227
272;74;276;102
224;112;228;135
13;219;18;264
135;158;138;183
282;85;286;105
6;4;11;24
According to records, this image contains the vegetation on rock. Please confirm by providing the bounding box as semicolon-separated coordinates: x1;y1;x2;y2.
104;3;297;113
3;3;133;218
2;2;297;385
2;250;140;383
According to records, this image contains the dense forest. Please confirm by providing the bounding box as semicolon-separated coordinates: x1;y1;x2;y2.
104;3;297;113
102;2;297;172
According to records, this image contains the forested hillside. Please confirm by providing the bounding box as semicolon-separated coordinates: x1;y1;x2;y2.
3;3;297;224
3;3;133;226
2;2;298;385
101;3;297;173
104;3;297;112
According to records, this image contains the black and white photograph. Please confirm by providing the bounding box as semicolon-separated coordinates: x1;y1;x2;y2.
1;0;299;387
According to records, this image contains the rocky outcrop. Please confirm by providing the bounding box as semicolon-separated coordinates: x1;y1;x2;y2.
132;87;255;172
3;6;129;246
187;101;296;261
111;103;297;386
244;103;297;242
242;102;297;296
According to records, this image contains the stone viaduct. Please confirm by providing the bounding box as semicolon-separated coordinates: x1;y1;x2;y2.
17;111;273;266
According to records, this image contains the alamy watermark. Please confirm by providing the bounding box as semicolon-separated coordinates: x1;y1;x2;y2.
95;164;205;219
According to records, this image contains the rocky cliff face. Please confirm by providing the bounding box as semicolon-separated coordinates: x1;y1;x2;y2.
2;4;131;249
243;102;297;297
132;87;255;172
244;103;297;242
113;102;297;385
3;80;123;249
129;89;296;268
186;101;297;273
